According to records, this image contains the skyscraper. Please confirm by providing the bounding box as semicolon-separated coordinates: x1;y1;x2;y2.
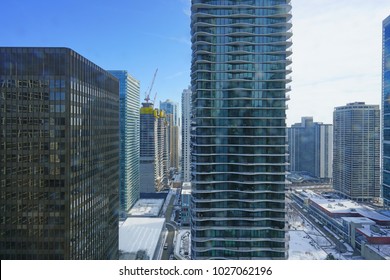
160;99;178;126
288;117;333;181
190;0;292;259
0;47;119;259
382;15;390;207
109;71;140;214
160;99;180;171
181;86;192;182
140;102;168;193
333;102;380;201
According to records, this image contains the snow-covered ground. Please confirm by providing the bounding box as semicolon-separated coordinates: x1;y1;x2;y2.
288;206;336;260
289;230;328;260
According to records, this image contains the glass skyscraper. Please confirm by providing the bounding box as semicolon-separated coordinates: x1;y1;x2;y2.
0;47;119;259
383;15;390;207
190;0;292;259
109;71;140;214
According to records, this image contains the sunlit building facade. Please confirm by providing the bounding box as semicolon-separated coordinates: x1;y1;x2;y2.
190;0;292;259
0;47;119;259
181;86;192;182
160;100;180;171
109;71;140;214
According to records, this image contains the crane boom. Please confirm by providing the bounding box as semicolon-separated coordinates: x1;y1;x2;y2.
144;68;158;103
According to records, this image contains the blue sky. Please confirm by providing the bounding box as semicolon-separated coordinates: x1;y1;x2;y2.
0;0;192;106
1;0;390;125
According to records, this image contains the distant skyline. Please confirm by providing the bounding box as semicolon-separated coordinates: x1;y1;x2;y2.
1;0;390;125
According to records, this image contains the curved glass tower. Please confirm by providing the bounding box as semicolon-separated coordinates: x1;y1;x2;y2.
190;0;292;259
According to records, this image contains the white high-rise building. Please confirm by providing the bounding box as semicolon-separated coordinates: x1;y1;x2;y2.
333;102;380;201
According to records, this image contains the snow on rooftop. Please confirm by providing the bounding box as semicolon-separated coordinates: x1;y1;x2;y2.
356;208;390;222
341;217;375;224
128;199;164;217
119;217;165;259
310;197;363;213
357;224;390;238
182;189;191;195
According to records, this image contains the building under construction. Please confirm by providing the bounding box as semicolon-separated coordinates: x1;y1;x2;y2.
140;101;168;193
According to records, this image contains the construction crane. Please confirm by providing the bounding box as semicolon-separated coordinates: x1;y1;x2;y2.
153;91;158;106
144;68;158;103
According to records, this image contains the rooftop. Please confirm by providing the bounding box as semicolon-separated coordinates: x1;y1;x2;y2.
119;217;165;260
357;224;390;239
128;199;164;217
341;217;375;224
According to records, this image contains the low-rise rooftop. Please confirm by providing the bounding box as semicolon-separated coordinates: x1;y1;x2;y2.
119;217;165;260
128;199;164;217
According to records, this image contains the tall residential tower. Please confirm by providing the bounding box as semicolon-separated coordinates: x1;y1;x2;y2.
333;102;380;201
140;102;168;193
288;117;333;181
190;0;292;259
181;86;192;182
0;47;119;259
160;99;180;171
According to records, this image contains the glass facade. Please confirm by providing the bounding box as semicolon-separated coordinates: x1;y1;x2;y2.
0;47;119;259
109;71;140;214
383;15;390;207
190;0;292;259
333;103;380;201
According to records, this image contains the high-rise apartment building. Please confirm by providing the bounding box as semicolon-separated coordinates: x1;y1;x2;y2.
190;0;292;259
140;102;168;192
160;99;180;171
0;47;119;259
109;71;140;214
382;15;390;207
181;86;192;182
288;117;333;181
333;102;380;201
160;99;178;126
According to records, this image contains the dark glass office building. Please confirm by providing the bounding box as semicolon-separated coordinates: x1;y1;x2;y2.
383;15;390;208
0;47;119;259
190;0;292;259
